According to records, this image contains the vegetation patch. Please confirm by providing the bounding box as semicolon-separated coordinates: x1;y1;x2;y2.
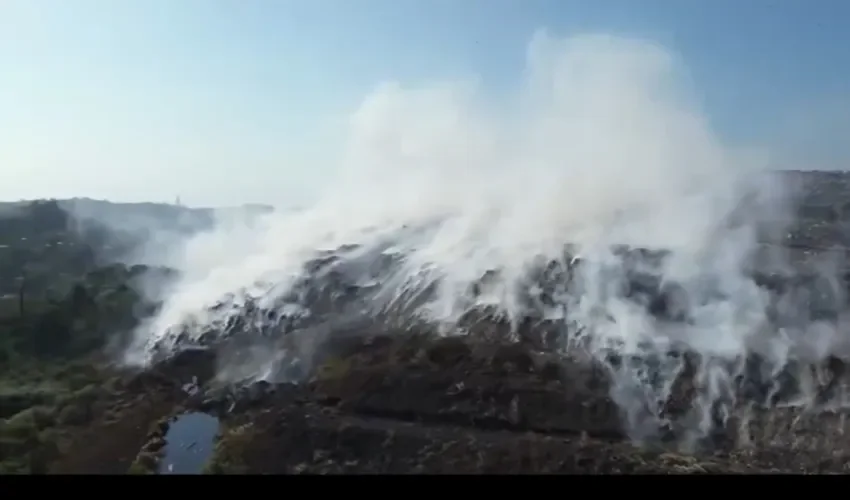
128;417;171;475
203;419;254;475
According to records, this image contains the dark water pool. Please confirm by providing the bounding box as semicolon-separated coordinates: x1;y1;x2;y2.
158;412;220;475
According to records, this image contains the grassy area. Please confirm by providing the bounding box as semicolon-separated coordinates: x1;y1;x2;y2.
0;200;169;473
0;282;152;473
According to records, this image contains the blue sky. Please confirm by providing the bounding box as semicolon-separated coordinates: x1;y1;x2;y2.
2;0;849;207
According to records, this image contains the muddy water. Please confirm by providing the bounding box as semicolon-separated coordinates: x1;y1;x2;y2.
158;412;220;474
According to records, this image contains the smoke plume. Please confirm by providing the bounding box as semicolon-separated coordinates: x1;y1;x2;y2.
120;32;846;448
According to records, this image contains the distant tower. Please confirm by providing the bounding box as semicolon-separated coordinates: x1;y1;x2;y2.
175;195;182;206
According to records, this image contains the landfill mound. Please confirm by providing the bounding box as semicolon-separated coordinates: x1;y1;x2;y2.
50;174;850;474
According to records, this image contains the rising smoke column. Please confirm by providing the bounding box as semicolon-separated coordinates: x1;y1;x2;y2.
123;32;837;446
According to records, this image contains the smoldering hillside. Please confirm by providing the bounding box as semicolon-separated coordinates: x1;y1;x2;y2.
109;33;850;453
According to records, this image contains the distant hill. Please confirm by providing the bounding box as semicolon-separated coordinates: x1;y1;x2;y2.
0;198;274;224
0;201;29;219
0;170;848;229
0;198;277;271
58;198;215;236
57;198;274;233
56;199;277;266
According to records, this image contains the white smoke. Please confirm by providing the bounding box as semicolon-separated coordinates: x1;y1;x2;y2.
122;32;845;447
